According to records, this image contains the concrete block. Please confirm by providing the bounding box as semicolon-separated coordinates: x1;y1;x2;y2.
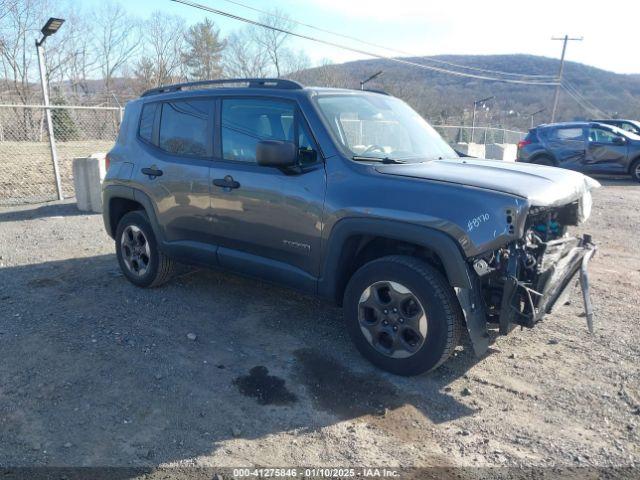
455;143;486;158
485;143;518;162
73;153;106;213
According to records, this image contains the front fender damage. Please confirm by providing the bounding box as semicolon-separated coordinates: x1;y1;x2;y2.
455;231;597;357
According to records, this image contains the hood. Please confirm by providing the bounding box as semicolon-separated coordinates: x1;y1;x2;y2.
375;158;601;207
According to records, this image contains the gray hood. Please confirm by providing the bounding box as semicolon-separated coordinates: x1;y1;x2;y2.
376;158;601;207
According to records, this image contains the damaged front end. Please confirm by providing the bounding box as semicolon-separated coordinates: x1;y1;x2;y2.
460;200;597;356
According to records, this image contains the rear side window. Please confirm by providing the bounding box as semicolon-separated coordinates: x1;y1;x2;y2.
138;103;158;143
159;100;212;157
549;127;585;141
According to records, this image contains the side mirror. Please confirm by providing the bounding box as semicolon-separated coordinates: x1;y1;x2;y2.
612;136;626;146
256;140;297;167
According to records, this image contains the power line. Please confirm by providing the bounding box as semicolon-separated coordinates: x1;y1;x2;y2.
215;0;556;80
563;81;608;116
561;84;608;118
562;81;609;118
170;0;560;86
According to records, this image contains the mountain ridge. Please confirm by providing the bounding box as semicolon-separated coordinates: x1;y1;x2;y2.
292;54;640;130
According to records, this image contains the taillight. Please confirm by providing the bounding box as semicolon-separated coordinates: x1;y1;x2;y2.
105;153;111;171
517;139;531;149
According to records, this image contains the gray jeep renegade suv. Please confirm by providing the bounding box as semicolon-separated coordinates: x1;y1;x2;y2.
103;78;599;376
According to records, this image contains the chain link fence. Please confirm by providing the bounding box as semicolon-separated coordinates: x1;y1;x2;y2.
0;107;529;207
0;104;122;206
433;125;527;145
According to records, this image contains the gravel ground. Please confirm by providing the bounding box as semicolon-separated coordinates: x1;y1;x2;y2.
0;177;638;476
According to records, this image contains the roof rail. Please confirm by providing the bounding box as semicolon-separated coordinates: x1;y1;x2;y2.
141;78;304;97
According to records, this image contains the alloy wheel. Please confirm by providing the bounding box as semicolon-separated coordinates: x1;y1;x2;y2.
120;225;151;277
358;281;428;359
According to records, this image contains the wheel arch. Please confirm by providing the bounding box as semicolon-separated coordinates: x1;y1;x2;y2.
528;152;557;165
102;185;163;243
627;155;640;175
318;218;472;305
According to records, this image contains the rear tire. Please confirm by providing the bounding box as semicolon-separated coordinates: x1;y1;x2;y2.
343;255;463;376
115;210;175;288
630;158;640;183
531;155;554;166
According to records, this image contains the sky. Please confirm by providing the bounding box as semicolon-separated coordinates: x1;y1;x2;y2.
81;0;640;74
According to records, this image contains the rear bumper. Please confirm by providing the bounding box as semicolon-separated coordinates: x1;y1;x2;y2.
498;234;596;333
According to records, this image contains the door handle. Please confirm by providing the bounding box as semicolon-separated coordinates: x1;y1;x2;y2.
213;175;240;189
141;167;163;178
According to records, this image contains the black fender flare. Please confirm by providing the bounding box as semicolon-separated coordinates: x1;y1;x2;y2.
317;218;472;300
102;185;164;244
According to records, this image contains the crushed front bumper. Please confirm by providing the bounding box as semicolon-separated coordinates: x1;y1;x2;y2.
498;234;597;334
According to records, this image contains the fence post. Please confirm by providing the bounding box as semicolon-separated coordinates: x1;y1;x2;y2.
36;41;63;201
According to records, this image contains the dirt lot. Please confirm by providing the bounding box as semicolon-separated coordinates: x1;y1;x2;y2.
0;178;638;476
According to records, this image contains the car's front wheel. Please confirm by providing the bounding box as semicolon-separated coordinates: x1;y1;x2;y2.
115;210;175;288
630;158;640;183
343;255;463;376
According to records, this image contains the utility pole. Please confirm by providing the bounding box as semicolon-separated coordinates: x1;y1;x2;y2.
471;96;493;143
550;35;582;123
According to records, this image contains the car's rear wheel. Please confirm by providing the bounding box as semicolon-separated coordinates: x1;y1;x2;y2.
115;210;175;288
343;255;463;376
532;155;554;166
630;158;640;183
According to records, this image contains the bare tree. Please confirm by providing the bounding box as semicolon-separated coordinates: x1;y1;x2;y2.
182;18;225;81
223;29;269;78
251;9;294;78
0;0;18;22
94;3;140;94
135;11;185;90
281;49;310;76
58;12;98;98
0;0;44;104
290;58;348;88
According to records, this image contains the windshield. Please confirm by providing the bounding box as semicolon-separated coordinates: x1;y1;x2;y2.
315;94;458;162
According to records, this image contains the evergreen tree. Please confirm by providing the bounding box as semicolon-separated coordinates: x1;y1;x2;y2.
182;18;225;81
51;97;79;142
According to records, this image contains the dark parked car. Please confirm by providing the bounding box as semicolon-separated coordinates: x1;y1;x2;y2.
591;119;640;136
517;121;640;182
103;79;598;375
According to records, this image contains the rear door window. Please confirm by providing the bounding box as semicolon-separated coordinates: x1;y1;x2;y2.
158;99;213;157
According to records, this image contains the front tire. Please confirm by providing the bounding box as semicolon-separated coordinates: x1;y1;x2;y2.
343;255;463;376
631;158;640;183
115;210;175;288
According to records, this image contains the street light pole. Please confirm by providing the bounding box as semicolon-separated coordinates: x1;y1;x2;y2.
529;108;546;128
36;17;65;201
471;96;494;143
360;70;383;90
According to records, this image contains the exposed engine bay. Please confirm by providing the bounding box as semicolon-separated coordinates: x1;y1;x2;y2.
472;201;596;336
